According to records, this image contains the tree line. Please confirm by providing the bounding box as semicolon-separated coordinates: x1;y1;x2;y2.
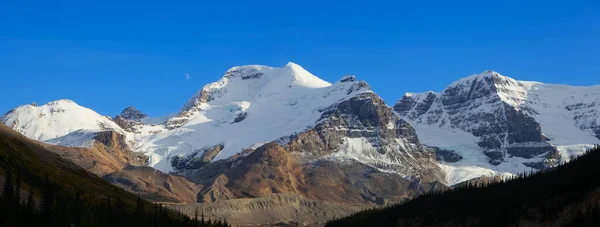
0;134;231;227
0;165;231;227
327;145;600;227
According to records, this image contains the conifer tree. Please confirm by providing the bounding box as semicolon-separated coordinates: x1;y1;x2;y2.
15;167;22;210
1;172;14;202
26;185;35;213
1;172;15;225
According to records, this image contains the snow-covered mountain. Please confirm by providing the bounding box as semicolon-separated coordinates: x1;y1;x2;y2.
0;99;125;143
395;70;600;184
2;65;598;187
1;62;436;177
128;62;402;172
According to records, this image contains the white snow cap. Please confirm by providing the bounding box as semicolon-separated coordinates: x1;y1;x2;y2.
284;62;332;88
451;70;506;85
1;99;124;142
181;62;331;112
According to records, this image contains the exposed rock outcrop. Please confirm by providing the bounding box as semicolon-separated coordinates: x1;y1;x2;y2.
113;106;149;132
395;71;560;168
428;146;463;163
43;130;147;176
42;130;198;204
285;92;440;177
181;91;445;209
171;144;225;172
117;106;147;120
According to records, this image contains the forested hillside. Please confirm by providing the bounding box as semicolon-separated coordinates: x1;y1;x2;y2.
0;123;230;227
327;146;600;227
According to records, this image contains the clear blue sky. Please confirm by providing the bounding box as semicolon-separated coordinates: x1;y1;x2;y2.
1;0;599;117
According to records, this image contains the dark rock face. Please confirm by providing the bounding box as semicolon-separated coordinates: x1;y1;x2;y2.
339;75;356;82
394;92;437;120
565;102;600;140
415;93;437;116
92;130;149;166
231;112;247;124
117;106;147;120
472;104;556;164
394;96;416;116
428;147;463;163
225;67;264;80
346;81;371;94
283;92;439;177
113;107;149;132
93;131;132;153
395;73;558;167
440;75;498;107
171;144;224;172
485;152;505;165
165;117;188;130
112;115;137;132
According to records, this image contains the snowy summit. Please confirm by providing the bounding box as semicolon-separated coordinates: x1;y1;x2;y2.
2;62;373;173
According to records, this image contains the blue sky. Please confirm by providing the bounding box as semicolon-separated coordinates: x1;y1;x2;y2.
1;0;599;117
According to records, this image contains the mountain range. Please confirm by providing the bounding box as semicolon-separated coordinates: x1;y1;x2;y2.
2;62;599;225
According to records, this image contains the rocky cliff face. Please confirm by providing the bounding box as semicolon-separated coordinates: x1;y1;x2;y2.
112;106;150;132
179;83;445;207
41;130;198;204
394;71;599;176
284;90;440;178
117;106;148;120
396;71;556;166
43;130;147;176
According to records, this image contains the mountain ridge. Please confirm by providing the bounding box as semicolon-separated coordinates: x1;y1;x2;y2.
395;70;600;184
2;64;599;187
3;64;599;225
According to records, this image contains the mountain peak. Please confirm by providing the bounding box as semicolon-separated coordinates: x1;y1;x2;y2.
452;70;508;84
285;61;300;68
181;63;332;112
47;99;77;106
402;91;436;98
480;69;499;76
117;106;147;120
1;99;124;142
446;70;522;93
282;62;331;89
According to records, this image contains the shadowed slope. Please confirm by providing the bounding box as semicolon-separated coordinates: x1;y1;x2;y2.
327;146;600;227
